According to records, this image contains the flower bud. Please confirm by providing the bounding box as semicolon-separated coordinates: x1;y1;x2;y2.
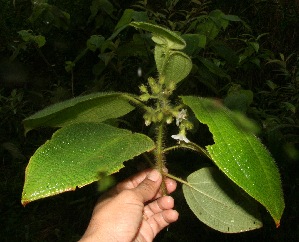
139;94;150;101
151;115;157;123
148;77;156;88
143;113;152;126
151;84;161;94
158;76;165;85
183;120;194;130
156;112;164;122
166;80;176;92
166;116;173;124
139;84;148;93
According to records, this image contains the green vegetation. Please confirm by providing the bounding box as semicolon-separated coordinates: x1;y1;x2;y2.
1;0;298;241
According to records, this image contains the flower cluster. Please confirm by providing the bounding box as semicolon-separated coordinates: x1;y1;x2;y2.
139;76;177;126
139;76;193;143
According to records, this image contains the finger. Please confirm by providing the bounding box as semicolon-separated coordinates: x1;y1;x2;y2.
164;177;177;194
133;169;162;203
146;209;179;237
96;169;154;203
116;167;171;193
115;168;153;192
143;196;174;218
150;176;177;200
99;170;177;204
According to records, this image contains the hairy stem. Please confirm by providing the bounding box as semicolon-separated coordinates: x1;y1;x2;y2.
164;142;211;159
163;172;190;187
155;123;167;195
121;93;151;112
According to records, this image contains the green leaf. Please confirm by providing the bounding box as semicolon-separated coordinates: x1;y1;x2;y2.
210;10;229;30
154;45;165;75
18;30;33;42
34;35;46;48
130;22;191;84
130;21;186;50
115;9;135;30
29;3;70;30
88;0;115;24
97;0;114;16
198;57;230;80
224;85;254;113
154;46;192;84
28;3;48;23
87;35;105;52
182;34;206;55
196;10;236;41
109;10;148;40
22;123;155;205
109;9;135;40
182;96;285;226
65;61;75;72
281;102;296;113
266;80;278;90
183;167;263;233
210;41;239;66
18;30;46;48
196;19;220;41
23;92;134;134
222;14;242;22
249;42;260;53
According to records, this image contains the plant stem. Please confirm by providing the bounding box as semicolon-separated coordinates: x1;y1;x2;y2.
164;142;211;159
163;172;190;187
155;123;167;195
121;93;151;112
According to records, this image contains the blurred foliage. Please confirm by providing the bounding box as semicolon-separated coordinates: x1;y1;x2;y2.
0;0;298;241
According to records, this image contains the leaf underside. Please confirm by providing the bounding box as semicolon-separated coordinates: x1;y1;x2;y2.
183;167;263;233
130;21;186;50
182;96;284;226
154;46;192;84
22;123;155;205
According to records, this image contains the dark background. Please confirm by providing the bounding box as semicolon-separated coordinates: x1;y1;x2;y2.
1;0;298;241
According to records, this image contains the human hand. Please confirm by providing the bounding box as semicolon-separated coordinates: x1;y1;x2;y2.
79;169;178;242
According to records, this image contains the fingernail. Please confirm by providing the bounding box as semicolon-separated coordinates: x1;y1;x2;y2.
148;169;160;182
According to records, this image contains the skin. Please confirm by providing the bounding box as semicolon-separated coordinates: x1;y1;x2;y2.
79;169;178;242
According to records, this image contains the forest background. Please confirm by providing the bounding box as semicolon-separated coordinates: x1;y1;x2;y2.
0;0;298;241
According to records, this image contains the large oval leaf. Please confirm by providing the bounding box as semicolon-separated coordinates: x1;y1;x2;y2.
182;96;284;226
22;123;155;205
154;46;192;84
183;167;262;233
23;92;134;134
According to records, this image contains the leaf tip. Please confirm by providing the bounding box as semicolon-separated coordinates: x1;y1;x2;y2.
275;220;281;228
21;198;29;207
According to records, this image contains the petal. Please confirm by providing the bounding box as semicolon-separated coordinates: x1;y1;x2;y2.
171;134;190;143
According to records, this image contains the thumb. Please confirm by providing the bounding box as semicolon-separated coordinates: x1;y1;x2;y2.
133;169;162;203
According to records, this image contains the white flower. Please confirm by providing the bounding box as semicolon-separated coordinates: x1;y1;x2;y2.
171;133;190;143
176;109;187;126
